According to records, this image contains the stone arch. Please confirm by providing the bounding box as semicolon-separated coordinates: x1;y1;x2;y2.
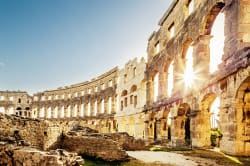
172;103;191;146
234;76;250;155
194;92;221;147
161;109;171;140
202;2;225;35
148;112;157;140
130;85;137;93
121;90;128;97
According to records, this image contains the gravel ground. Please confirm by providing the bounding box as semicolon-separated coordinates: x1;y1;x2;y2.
127;151;198;166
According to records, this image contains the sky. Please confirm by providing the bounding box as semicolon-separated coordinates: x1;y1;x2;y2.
0;0;171;94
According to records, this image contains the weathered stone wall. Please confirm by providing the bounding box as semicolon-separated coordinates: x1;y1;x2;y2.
145;0;250;156
0;91;32;118
105;132;145;151
0;113;48;149
0;144;83;166
60;134;128;162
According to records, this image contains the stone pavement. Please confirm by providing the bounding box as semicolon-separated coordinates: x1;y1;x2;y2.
127;151;197;166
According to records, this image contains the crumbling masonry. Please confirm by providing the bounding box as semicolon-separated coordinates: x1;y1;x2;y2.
0;0;250;156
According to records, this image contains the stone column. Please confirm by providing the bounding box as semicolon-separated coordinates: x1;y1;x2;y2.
112;96;116;114
193;35;212;84
144;121;149;140
146;79;152;106
44;107;48;119
156;119;161;140
158;70;165;100
104;98;108;115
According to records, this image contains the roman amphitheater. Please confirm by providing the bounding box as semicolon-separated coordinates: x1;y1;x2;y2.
1;0;250;160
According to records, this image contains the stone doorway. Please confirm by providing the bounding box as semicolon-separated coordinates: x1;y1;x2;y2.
196;93;222;148
235;76;250;155
173;103;191;146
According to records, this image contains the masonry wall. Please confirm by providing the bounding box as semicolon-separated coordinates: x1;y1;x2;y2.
145;0;250;156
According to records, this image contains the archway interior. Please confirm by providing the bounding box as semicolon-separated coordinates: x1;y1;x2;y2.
210;13;225;73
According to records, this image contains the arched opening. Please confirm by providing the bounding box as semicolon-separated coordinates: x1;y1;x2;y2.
0;107;5;114
175;103;191;145
210;97;222;147
47;107;51;119
210;13;225;73
148;112;156;139
235;76;250;155
198;93;222;147
121;90;128;111
161;110;171;140
121;90;128;96
40;107;45;118
130;85;137;93
73;105;78;117
183;45;194;88
67;105;71;118
9;107;14;115
153;72;159;102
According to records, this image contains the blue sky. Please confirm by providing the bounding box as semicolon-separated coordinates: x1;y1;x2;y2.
0;0;171;94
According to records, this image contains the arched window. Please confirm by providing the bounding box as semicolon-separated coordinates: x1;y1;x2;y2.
61;106;64;118
210;13;225;73
210;97;220;128
183;46;194;87
74;105;78;117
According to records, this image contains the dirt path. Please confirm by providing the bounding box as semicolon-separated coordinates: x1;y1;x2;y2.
127;151;219;166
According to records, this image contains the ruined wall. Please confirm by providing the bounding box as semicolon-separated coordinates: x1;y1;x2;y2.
30;68;119;135
60;134;128;162
145;0;250;156
0;91;32;118
0;113;48;149
0;144;83;166
115;58;147;138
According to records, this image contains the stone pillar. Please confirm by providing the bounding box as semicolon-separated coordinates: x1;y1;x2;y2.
44;107;48;119
104;98;108;114
146;79;152;106
83;103;87;117
158;70;165;100
58;105;62;119
144;121;149;140
156;119;161;140
193;35;212;85
112;96;116;114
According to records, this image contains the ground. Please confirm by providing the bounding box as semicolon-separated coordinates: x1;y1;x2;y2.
126;148;250;166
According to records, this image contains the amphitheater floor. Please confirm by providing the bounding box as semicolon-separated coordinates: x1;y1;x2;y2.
126;150;230;166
